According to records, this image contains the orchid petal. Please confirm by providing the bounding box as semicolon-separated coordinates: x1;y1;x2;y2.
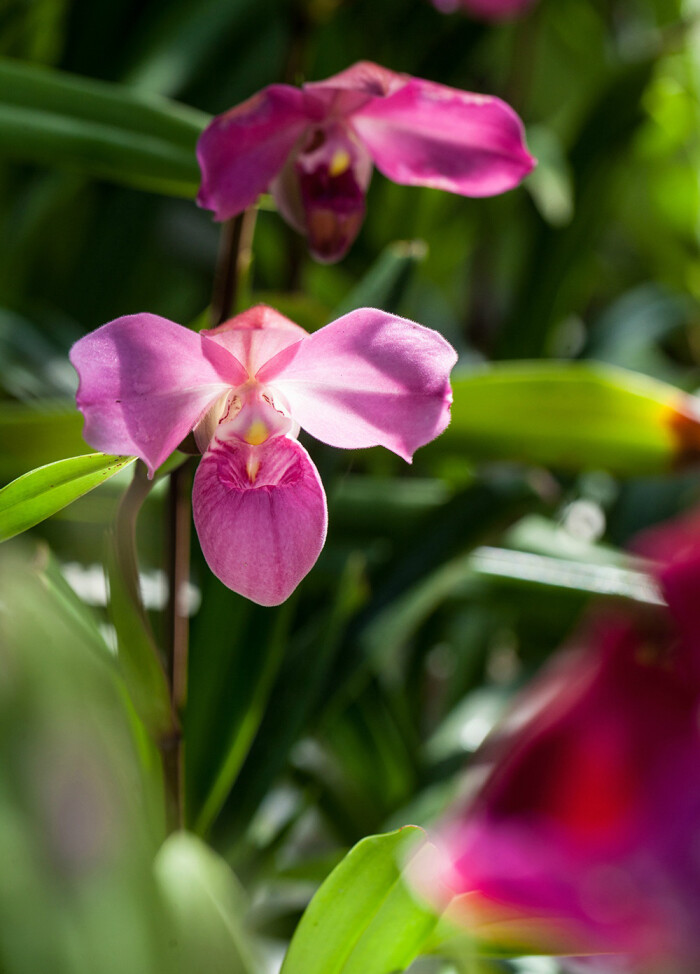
302;61;406;114
350;78;535;197
193;431;327;606
258;309;457;461
196;85;315;221
201;305;307;377
428;576;700;966
70;314;245;476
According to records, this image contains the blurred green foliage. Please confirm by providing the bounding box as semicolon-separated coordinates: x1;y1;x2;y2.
1;0;700;972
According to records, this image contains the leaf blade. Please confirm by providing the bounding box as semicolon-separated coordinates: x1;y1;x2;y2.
0;453;135;541
444;362;697;475
281;826;436;974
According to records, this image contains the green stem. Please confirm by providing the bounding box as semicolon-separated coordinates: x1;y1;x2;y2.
211;207;257;326
162;207;258;831
164;459;194;829
115;460;182;832
114;460;158;634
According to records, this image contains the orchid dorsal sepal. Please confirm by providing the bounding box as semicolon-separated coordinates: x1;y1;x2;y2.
70;304;457;605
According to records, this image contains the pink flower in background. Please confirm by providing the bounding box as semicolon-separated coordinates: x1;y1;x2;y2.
426;515;700;970
70;305;456;606
197;61;535;262
432;0;538;20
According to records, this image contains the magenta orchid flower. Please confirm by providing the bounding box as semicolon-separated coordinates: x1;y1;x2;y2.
196;61;535;263
424;515;700;970
70;305;456;606
432;0;537;20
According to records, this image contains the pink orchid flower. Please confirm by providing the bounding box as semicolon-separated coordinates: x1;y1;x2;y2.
432;0;537;20
196;61;535;263
424;515;700;971
70;305;456;606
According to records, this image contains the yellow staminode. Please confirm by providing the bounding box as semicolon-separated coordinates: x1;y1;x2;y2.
329;150;351;177
245;419;270;446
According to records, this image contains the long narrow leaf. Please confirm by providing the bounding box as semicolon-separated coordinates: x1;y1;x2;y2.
0;453;134;541
444;362;700;474
0;57;207;196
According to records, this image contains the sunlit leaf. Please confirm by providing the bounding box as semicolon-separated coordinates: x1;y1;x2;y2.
0;452;135;541
281;826;438;974
444;362;700;474
0;56;208;195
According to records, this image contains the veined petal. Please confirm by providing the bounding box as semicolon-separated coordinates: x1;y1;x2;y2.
202;305;307;377
350;78;535;197
70;314;245;476
257;308;457;461
193;432;327;606
196;85;315;221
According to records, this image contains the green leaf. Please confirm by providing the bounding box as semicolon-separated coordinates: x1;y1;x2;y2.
192;600;290;836
154;832;260;974
0;56;208;196
497;58;655;358
0;452;135;541
444;362;699;475
281;826;438;974
209;556;367;844
331;240;427;318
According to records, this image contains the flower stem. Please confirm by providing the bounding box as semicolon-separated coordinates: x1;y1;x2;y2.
211;208;257;326
164;458;193;829
114;460;155;619
162;208;258;831
115;461;182;832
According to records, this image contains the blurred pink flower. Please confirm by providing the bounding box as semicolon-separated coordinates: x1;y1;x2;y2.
428;515;700;970
432;0;537;20
197;61;535;262
70;305;456;606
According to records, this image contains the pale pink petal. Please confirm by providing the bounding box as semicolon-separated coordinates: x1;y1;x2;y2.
193;431;327;605
257;308;457;461
196;85;317;221
202;305;307;376
70;314;246;476
350;78;535;197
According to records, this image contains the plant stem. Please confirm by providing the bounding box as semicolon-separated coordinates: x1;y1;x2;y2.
164;458;193;830
162;207;257;830
115;461;182;832
115;460;155;618
211;208;257;326
165;460;193;715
